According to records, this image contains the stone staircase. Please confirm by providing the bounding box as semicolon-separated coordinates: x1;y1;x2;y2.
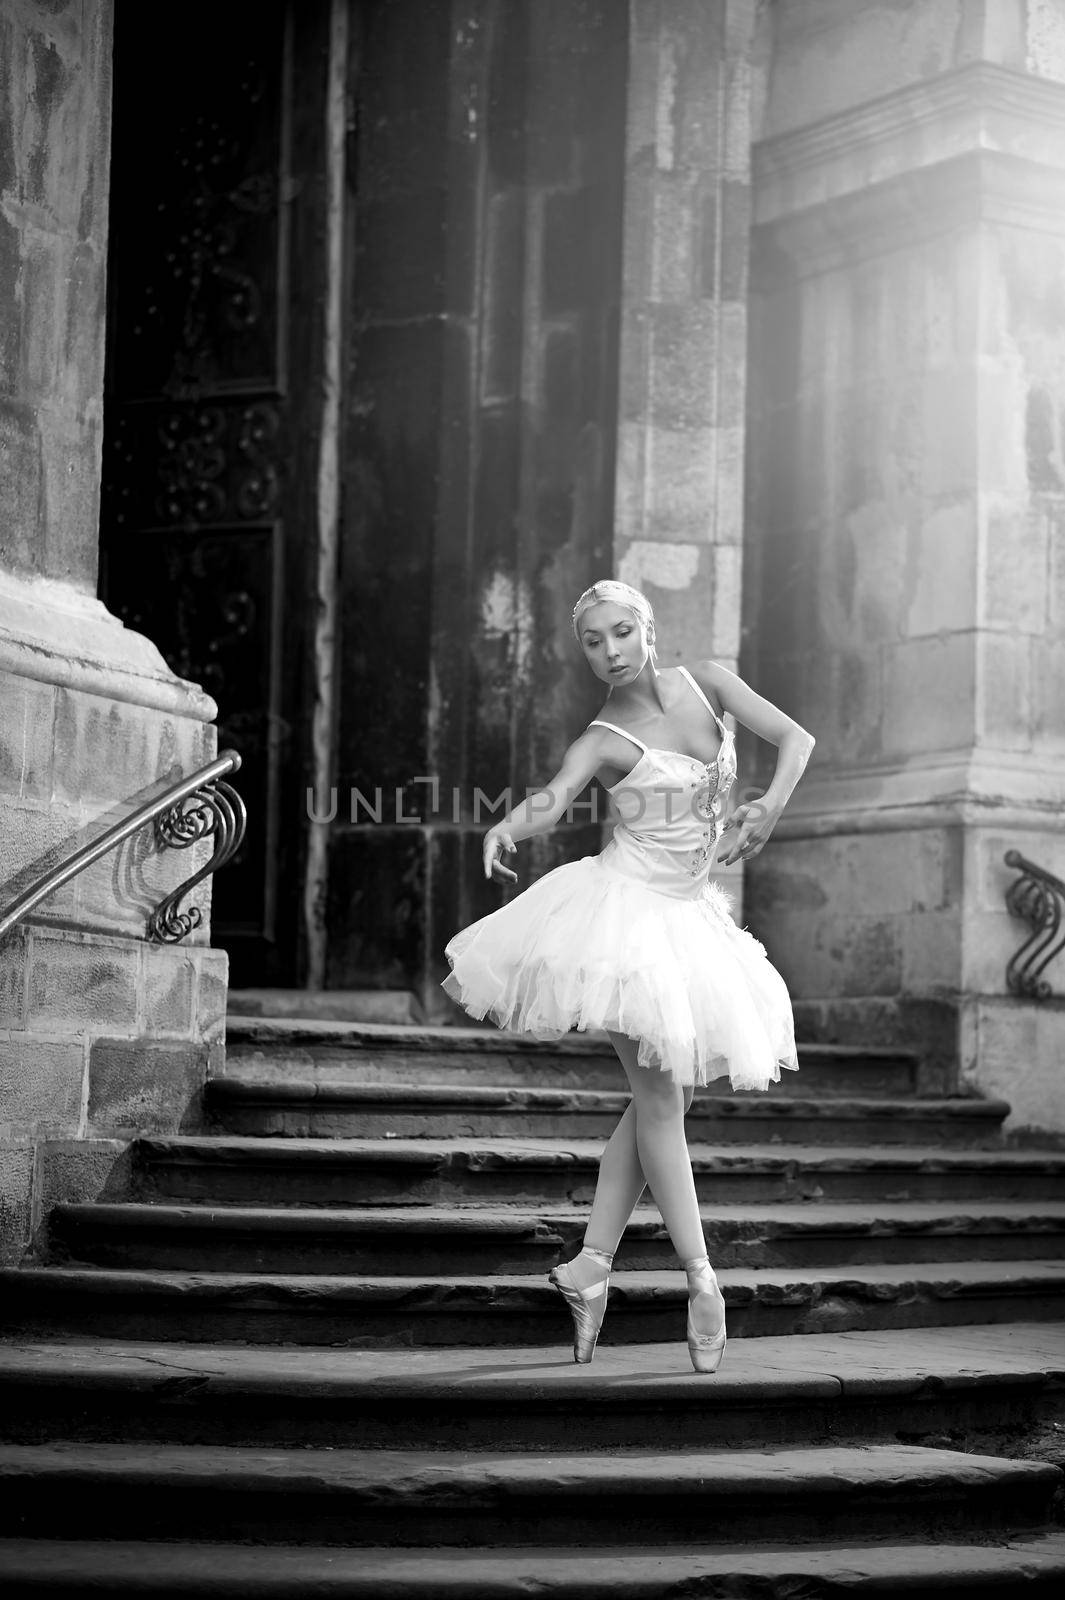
1;1015;1064;1594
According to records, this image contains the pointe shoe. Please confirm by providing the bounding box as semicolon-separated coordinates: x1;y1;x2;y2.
548;1246;612;1364
684;1256;727;1375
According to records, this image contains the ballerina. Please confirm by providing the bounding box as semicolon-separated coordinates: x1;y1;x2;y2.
442;579;815;1372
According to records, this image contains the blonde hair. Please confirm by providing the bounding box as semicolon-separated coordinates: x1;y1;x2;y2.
571;580;655;647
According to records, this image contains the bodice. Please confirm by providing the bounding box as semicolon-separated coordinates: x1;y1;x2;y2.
590;669;738;900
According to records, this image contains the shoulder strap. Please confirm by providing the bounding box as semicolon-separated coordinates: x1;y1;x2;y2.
678;666;727;732
588;718;649;755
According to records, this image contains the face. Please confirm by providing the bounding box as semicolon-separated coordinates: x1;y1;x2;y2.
577;601;652;685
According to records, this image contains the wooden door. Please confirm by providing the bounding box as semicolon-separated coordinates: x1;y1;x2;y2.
99;0;342;986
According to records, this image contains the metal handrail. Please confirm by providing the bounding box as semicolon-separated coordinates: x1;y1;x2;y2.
0;750;246;946
1004;849;1065;1000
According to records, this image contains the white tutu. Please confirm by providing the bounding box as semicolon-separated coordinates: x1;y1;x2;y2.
442;854;798;1092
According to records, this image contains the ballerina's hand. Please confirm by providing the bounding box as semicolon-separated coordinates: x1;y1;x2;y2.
484;828;518;883
718;800;780;868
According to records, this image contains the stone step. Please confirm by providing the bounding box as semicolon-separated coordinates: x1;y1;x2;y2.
4;1535;1065;1599
0;1442;1058;1547
3;1261;1064;1345
132;1135;1065;1207
1;1326;1060;1452
225;1019;921;1096
207;1078;1008;1145
229;989;424;1025
47;1199;1065;1275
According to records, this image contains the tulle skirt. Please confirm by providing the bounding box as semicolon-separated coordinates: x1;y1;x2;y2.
442;855;798;1092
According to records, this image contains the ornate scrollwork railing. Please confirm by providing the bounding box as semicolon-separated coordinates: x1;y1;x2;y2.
0;751;246;948
1004;849;1065;999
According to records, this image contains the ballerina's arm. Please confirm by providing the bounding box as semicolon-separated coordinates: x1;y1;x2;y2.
689;660;816;867
482;730;610;882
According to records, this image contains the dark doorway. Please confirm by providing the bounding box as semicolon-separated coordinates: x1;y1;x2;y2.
99;0;343;987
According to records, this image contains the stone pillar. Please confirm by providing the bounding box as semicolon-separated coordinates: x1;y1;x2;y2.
0;0;225;1261
614;0;759;907
744;0;1065;1129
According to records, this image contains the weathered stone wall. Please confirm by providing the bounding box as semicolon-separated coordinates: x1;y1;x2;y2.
613;0;759;912
330;0;627;1012
0;0;225;1260
744;0;1065;1126
0;0;111;592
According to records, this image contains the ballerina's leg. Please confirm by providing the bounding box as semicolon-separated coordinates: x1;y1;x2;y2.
565;1040;695;1291
607;1031;725;1341
606;1032;705;1258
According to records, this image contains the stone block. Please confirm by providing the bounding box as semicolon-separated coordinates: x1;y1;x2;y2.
614;418;649;542
0;1035;84;1131
140;946;195;1037
745;852;830;923
921;369;978;498
762;0;967;139
615;541;713;662
649;175;698;302
1048;509;1065;632
73;818;214;943
717;304;750;425
759;908;904;1000
0;400;43;576
963;906;1021;994
2;0;112;239
0;671;22;796
710;543;742;659
900;909;963;993
755;831;958;924
1;797;83;923
53;687;175;808
0;201;19;385
87;1038;208;1133
702;178;750;303
834;501;910;644
19;676;57;801
647;302;718;429
1028;636;1065;751
73;836;156;941
978;826;1065;913
620;166;654;305
0;671;55;799
193;945;229;1044
835;647;884;762
0;926;27;1027
982;508;1048;633
0;1142;35;1264
1022;384;1061;492
905;503;977;638
713;423;746;548
38;1136;132;1213
625;32;659;159
26;929;139;1033
881;634;975;759
883;831;958;916
978;365;1029;498
640;422;718;538
976;631;1032;751
37;403;104;585
963;996;1065;1137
